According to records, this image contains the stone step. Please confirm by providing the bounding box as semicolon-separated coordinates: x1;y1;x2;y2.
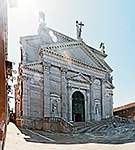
77;126;93;133
72;119;132;133
93;125;107;132
87;125;100;133
76;125;90;130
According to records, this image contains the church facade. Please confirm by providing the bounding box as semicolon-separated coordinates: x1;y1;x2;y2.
16;12;114;127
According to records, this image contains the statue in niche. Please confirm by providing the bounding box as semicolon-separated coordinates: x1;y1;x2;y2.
95;104;99;114
52;100;58;113
76;20;84;40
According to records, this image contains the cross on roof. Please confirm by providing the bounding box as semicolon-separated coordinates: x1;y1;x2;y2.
76;20;84;40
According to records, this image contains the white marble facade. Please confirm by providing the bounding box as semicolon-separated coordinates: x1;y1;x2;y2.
20;13;114;123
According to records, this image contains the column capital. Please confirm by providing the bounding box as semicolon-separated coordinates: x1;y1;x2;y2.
90;75;96;83
101;78;106;84
22;75;28;81
61;67;68;75
86;89;90;92
67;85;72;90
61;67;68;73
39;79;44;86
43;61;51;71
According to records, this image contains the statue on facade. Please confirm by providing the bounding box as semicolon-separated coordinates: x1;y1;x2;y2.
99;42;105;53
105;72;113;84
39;11;45;23
76;20;84;40
37;11;47;34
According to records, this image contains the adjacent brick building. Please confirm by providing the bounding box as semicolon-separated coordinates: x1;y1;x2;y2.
113;102;135;122
0;0;8;148
0;0;17;148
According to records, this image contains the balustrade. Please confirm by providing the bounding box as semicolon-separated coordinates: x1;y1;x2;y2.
43;117;77;133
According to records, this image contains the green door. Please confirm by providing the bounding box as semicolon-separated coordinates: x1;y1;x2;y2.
72;91;85;122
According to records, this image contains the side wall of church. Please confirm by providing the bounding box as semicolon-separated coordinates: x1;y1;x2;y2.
30;78;43;118
22;70;43;119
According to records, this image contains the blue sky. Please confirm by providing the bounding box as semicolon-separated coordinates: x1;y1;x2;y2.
8;0;135;108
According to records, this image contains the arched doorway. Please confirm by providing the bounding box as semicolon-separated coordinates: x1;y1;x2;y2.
72;91;85;122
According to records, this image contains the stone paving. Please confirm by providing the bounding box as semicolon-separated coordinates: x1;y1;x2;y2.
5;122;135;150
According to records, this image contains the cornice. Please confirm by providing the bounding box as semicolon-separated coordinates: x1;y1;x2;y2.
23;61;43;67
47;27;76;42
87;44;108;58
39;41;82;53
22;65;43;74
80;41;109;71
105;80;115;89
67;78;88;84
100;59;113;73
67;72;92;84
20;35;41;45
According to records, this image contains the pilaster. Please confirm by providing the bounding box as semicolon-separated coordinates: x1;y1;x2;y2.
22;75;28;116
40;80;44;118
27;77;31;116
109;92;113;117
61;67;68;119
90;76;96;121
101;79;105;119
67;84;72;121
43;61;51;117
86;89;91;121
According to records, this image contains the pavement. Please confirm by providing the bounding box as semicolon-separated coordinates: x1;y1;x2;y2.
4;122;135;150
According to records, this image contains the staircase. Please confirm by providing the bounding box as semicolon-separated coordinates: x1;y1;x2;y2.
73;117;130;133
42;116;130;134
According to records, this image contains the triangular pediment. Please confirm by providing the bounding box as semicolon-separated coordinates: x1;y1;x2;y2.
23;61;43;73
39;40;111;72
42;28;112;72
67;73;91;84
